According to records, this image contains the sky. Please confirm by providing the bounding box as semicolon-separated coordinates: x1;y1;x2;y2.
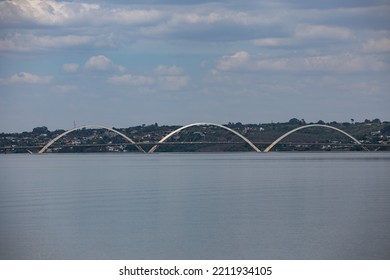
0;0;389;132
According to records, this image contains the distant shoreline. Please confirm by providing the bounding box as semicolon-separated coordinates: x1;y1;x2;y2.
1;119;389;153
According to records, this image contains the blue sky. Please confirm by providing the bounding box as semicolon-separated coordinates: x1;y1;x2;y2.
0;0;389;132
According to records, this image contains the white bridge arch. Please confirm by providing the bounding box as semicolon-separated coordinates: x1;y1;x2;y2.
38;123;368;154
263;124;368;152
38;125;145;153
148;122;261;153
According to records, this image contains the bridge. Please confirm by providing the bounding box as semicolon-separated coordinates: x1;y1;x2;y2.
27;122;373;154
148;122;261;153
38;125;146;153
264;124;369;152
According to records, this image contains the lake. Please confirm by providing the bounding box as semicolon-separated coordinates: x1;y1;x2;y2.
0;152;389;259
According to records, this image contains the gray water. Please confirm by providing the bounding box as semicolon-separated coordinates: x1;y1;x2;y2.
0;153;389;260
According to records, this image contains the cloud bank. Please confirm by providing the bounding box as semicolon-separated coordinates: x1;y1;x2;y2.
0;0;389;131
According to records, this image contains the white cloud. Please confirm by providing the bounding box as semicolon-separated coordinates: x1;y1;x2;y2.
297;55;386;72
0;1;165;52
108;74;155;86
294;24;352;40
29;35;92;48
0;34;93;52
108;71;188;91
216;51;250;71
84;55;113;71
216;51;387;73
62;63;79;73
0;0;100;26
154;65;184;76
109;9;163;25
2;0;383;56
252;38;292;47
1;0;387;54
84;55;126;72
152;65;189;90
0;0;162;27
0;72;52;84
140;10;283;41
363;38;390;52
167;11;277;27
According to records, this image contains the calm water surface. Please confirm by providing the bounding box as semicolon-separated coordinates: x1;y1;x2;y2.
0;152;389;259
